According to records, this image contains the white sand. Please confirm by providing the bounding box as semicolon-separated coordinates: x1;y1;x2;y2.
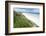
22;13;40;26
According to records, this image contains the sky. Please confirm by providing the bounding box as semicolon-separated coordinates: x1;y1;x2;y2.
14;8;40;14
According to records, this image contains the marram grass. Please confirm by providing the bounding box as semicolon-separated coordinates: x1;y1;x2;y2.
14;12;39;28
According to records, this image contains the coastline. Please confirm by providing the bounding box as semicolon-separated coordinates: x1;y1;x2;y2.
22;13;40;26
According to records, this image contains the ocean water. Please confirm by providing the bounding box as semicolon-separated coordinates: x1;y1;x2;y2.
27;13;39;19
22;13;40;26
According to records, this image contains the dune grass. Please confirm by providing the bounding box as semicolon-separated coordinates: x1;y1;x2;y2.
14;12;38;28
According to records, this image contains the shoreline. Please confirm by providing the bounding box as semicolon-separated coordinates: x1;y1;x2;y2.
22;13;40;26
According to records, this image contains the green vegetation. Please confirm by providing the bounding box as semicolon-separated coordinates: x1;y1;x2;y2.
14;11;39;28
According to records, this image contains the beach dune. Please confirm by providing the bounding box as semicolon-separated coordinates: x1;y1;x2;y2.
22;13;40;26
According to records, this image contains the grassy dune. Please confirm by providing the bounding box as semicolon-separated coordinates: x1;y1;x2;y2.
14;12;38;28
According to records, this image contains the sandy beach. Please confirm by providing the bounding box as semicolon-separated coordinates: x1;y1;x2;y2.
22;13;40;26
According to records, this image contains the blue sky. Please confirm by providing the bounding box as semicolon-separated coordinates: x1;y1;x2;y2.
14;8;39;14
